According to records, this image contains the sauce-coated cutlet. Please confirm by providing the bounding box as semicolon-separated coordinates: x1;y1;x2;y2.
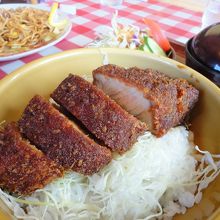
19;95;112;175
0;122;63;195
51;74;147;154
93;64;199;137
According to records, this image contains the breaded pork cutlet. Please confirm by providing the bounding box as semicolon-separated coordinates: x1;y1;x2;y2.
0;122;63;195
51;74;147;154
19;95;112;175
93;64;199;137
128;67;199;120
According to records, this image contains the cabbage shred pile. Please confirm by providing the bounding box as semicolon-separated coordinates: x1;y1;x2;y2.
0;126;220;220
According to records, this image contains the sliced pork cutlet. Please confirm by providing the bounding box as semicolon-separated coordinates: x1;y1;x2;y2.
173;77;199;118
127;67;199;125
93;64;199;137
0;122;63;195
18;95;112;176
51;75;147;154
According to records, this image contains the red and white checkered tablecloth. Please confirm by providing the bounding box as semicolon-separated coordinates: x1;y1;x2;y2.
0;0;203;79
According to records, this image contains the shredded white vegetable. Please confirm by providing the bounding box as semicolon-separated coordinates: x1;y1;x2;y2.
0;126;220;220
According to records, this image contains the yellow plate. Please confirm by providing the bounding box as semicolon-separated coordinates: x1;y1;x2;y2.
0;48;220;220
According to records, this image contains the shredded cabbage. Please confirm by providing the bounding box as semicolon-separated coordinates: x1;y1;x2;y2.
0;126;220;220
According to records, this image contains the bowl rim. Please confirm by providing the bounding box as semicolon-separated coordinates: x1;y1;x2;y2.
0;48;219;95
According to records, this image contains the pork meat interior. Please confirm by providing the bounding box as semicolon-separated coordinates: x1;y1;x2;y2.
93;64;199;136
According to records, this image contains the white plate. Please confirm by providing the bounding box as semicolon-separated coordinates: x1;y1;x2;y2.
0;4;72;62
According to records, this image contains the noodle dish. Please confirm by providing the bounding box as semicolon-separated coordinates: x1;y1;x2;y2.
0;3;71;61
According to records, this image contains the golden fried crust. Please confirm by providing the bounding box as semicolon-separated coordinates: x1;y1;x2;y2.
126;67;199;130
93;64;199;137
126;67;180;136
0;122;63;196
51;75;147;154
19;95;112;175
173;78;199;117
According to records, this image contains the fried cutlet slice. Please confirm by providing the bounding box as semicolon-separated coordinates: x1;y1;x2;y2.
18;95;112;175
51;74;147;154
93;64;199;137
0;122;63;195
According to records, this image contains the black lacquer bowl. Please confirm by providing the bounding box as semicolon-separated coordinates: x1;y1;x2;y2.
185;23;220;87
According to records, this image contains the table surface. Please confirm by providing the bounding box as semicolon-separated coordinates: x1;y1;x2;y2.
0;0;204;79
159;0;206;12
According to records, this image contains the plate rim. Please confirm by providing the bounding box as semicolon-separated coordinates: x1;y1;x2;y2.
0;3;72;62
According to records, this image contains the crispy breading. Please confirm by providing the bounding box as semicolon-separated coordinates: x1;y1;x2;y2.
0;122;63;195
129;68;199;119
51;75;147;154
19;95;112;175
93;64;199;136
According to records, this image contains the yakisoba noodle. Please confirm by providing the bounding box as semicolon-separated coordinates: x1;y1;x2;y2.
0;7;65;56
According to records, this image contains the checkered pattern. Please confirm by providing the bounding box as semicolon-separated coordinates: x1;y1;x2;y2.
0;0;203;79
